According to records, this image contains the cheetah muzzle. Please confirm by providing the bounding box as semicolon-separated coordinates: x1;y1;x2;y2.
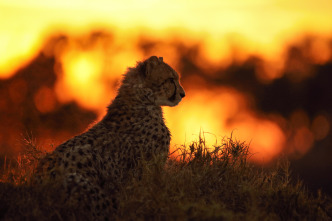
31;56;185;220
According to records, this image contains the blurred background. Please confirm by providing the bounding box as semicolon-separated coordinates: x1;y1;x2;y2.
0;0;331;195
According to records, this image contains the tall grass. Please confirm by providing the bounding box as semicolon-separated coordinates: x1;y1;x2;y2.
0;135;45;184
0;134;331;220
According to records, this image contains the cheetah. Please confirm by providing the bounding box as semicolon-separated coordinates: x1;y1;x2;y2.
32;56;185;220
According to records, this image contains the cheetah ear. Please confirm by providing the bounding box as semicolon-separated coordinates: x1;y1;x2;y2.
145;56;162;78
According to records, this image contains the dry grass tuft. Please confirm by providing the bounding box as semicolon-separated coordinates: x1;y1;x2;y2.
0;134;331;220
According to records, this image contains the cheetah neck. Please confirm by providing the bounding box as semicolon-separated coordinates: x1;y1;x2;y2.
111;93;154;108
102;94;164;126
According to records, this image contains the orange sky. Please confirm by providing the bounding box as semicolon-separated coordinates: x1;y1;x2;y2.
1;0;332;77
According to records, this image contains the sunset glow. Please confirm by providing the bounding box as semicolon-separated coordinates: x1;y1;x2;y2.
164;88;286;163
1;0;332;163
2;0;332;78
56;50;107;111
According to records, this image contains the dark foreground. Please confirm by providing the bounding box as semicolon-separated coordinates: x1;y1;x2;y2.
1;136;331;220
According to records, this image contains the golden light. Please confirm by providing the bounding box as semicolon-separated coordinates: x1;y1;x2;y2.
309;37;331;64
1;0;332;78
0;28;42;79
55;50;108;112
231;117;286;163
164;89;230;146
164;87;286;163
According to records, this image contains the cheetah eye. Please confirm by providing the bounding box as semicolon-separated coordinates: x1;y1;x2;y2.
159;78;174;86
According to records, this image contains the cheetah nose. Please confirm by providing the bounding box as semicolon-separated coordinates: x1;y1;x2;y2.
180;92;185;98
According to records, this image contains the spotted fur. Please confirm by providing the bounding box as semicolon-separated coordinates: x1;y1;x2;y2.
32;56;185;220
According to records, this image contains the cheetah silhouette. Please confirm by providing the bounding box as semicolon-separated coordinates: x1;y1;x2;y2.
32;56;185;220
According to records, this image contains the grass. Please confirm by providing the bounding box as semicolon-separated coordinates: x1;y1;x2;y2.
0;134;331;220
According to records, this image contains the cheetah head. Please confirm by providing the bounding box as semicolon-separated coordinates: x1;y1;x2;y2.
125;56;185;107
144;56;185;107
